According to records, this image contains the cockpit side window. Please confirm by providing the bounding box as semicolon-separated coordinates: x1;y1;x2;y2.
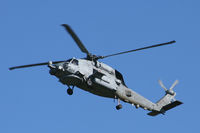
72;59;79;65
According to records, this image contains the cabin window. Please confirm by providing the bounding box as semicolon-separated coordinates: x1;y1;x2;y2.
125;90;132;97
115;70;127;86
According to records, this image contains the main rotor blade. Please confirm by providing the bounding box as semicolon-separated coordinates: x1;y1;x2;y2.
9;61;64;70
100;40;176;59
62;24;90;56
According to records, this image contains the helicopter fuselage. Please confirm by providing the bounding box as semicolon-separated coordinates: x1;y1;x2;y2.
49;58;122;98
48;58;157;111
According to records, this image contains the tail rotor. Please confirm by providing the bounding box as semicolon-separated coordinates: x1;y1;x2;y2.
148;79;182;116
158;80;179;96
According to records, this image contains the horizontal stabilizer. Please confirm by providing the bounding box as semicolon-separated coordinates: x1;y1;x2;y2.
147;100;183;116
147;111;160;116
162;100;182;111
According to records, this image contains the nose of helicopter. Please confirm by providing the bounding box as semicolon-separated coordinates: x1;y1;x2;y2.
49;68;58;75
48;61;64;75
49;65;65;76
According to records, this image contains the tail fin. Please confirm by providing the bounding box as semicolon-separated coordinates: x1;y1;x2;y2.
148;80;183;116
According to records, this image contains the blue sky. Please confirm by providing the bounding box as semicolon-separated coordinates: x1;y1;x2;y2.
1;0;200;132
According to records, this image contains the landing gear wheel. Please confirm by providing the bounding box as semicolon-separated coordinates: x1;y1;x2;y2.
67;88;73;95
116;104;122;110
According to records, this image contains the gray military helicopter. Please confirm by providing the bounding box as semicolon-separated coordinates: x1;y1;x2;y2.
9;24;182;116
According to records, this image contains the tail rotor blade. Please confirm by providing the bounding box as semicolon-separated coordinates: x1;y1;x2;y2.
158;80;168;91
169;80;179;91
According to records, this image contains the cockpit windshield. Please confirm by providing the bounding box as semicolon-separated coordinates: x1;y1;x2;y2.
72;59;79;65
63;58;79;69
66;58;78;65
65;58;78;64
66;58;73;63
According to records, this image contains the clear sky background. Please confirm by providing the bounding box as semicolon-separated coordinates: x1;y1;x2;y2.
1;0;199;133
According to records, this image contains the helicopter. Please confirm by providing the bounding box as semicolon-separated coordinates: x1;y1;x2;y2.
9;24;182;116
